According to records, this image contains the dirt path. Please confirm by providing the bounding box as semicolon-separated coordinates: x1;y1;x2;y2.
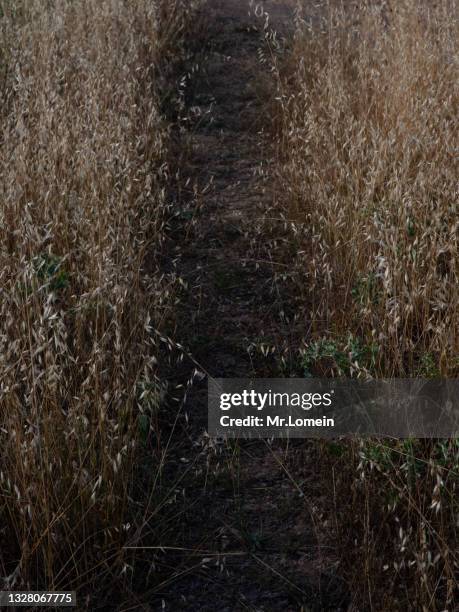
153;2;348;610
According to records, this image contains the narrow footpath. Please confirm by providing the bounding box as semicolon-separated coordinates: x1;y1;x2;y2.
154;2;348;610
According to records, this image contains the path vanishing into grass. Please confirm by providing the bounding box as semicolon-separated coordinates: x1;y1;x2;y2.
154;2;348;609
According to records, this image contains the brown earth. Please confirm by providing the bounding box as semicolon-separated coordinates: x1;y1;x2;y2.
148;2;349;610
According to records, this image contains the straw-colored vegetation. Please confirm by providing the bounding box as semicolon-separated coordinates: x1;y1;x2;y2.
0;0;190;595
278;0;457;378
1;0;457;607
275;1;458;608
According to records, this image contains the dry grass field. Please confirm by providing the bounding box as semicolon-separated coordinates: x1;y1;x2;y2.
274;0;458;608
0;0;193;599
277;0;458;379
0;0;457;609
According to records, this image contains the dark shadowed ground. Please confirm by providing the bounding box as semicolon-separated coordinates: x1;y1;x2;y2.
149;1;349;610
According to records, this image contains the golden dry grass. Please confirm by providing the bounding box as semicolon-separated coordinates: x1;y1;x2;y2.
0;0;190;594
278;0;458;378
275;1;458;608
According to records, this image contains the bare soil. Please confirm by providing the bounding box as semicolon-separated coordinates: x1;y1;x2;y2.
151;2;348;610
